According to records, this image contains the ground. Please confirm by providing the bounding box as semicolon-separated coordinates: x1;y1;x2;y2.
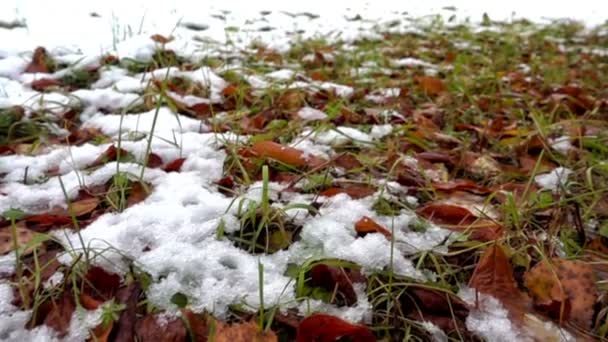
0;3;607;342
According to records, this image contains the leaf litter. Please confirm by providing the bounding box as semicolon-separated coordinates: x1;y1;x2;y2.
0;3;607;342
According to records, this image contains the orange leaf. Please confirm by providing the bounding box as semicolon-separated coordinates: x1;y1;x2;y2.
296;314;375;342
248;141;326;169
524;259;597;329
469;245;529;321
354;216;392;238
415;76;445;96
80;293;103;310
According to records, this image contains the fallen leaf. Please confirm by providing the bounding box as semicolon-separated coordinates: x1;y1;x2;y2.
83;266;121;302
0;223;35;255
126;182;149;207
88;321;113;342
135;314;186;342
112;282;141;342
296;314;375;342
25;47;52;73
416;202;502;241
146;153;163;168
39;293;76;337
319;184;376;199
150;34;174;44
469;244;529;321
309;264;363;306
246;141;326;169
30;78;63;91
213;320;277;342
524;258;597;329
354;216;392;238
415;76;445;96
164;158;186;172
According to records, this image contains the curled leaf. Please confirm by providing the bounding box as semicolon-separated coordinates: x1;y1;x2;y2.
354;216;392;238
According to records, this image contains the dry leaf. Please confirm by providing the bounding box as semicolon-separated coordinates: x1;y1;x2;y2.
469;244;529;321
213;320;277;342
415;76;445;95
354;216;392;238
246;141;326;169
524;258;597;329
0;223;35;255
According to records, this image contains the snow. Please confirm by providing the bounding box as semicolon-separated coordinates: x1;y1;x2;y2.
534;167;573;193
297;107;327;121
0;0;604;340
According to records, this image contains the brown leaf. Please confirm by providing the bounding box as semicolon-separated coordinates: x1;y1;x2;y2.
246;141;326;169
126;182;149;207
112;282;141;342
147;153;163;168
88;321;113;342
416;202;502;241
415;76;445;96
354;216;392;238
135;314;186;342
164;158;186;172
30;78;63;91
296;314;375;342
25;47;52;73
0;223;35;255
91;145;130;167
469;245;529;321
319;184;376;199
150;34;174;44
42;293;76;337
309;264;363;306
524;259;597;329
83;266;121;302
213;320;277;342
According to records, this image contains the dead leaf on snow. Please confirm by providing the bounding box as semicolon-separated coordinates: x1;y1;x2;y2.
296;314;375;342
354;216;392;238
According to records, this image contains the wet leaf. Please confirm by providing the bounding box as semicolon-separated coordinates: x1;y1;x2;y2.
296;314;375;342
524;258;597;329
354;216;392;238
146;153;163;168
163;158;186;172
469;244;529;321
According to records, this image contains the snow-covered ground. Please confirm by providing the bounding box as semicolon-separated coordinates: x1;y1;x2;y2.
0;1;604;341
